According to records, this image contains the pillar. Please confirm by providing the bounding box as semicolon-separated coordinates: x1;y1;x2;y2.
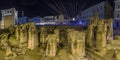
96;20;107;51
28;23;38;50
45;34;57;57
15;25;20;41
86;24;94;48
40;26;45;44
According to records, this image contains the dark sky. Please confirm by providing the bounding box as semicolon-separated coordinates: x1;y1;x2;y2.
0;0;114;18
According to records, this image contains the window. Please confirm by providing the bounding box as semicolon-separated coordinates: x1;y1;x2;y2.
118;5;120;9
117;14;119;18
100;6;104;10
101;6;102;9
7;11;9;13
9;11;12;13
96;7;99;11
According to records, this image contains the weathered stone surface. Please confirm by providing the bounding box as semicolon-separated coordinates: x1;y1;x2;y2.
96;20;107;51
27;22;38;50
40;26;46;44
15;25;20;41
67;29;86;59
45;29;59;57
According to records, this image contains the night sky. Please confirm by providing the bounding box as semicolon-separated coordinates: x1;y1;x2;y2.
0;0;114;19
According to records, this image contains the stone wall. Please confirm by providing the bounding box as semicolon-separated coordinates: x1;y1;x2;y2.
85;14;113;51
67;29;86;59
15;22;39;50
0;23;88;59
96;20;107;51
45;29;59;57
27;23;38;50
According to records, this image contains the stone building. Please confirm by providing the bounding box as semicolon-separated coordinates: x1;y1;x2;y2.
114;0;120;27
1;8;18;29
43;16;56;25
29;16;41;25
18;16;28;24
80;1;113;20
58;15;64;20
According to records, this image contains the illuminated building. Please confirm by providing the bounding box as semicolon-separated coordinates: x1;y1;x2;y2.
18;16;41;25
43;16;57;25
29;16;41;25
80;1;113;20
1;8;18;29
114;0;120;27
58;15;64;20
18;16;28;24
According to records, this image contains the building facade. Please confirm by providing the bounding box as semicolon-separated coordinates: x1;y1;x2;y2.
80;1;113;20
43;16;57;25
1;8;18;29
29;16;41;25
18;16;28;24
114;0;120;27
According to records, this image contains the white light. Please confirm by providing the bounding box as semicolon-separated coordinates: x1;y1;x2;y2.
79;22;82;24
73;18;75;21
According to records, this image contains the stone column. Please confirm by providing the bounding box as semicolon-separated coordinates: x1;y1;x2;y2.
40;26;45;44
20;25;25;44
77;32;85;57
15;25;20;41
81;32;85;57
19;24;28;48
71;39;75;55
70;30;76;55
86;14;99;48
31;23;35;50
69;31;86;60
107;19;113;40
49;40;56;57
45;34;57;57
19;25;23;44
28;23;38;50
101;24;107;48
86;24;94;48
96;20;107;51
54;29;59;43
68;30;76;55
27;25;32;49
